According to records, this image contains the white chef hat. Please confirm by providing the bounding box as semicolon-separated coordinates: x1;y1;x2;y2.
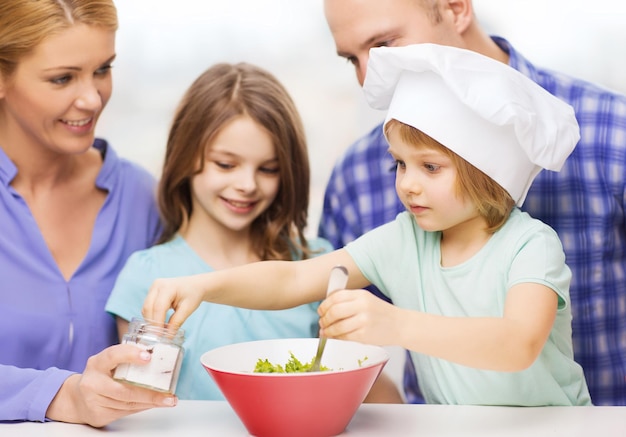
363;43;579;206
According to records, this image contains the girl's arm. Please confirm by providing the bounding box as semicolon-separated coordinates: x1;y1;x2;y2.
142;248;367;327
320;282;558;372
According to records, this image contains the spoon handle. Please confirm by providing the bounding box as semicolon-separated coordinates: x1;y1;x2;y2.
325;265;349;297
309;265;349;372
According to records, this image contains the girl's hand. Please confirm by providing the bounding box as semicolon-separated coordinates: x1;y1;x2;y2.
142;275;208;328
46;344;177;427
318;289;402;346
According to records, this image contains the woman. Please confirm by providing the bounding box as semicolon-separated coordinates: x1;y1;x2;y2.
0;0;174;426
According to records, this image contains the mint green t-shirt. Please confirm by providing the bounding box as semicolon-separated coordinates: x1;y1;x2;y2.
346;208;591;406
106;235;332;400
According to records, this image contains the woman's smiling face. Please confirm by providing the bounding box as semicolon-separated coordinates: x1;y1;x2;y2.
0;23;116;156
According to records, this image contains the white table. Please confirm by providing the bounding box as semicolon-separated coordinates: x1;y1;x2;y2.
1;401;625;437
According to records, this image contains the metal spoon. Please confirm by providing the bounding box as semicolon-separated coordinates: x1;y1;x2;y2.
308;265;349;372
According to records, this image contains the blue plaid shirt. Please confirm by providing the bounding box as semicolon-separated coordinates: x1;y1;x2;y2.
318;37;626;406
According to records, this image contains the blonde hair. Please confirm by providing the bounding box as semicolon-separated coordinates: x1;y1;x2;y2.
385;119;515;233
0;0;117;79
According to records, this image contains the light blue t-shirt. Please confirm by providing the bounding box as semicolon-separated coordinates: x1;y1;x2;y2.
345;208;591;406
106;235;332;400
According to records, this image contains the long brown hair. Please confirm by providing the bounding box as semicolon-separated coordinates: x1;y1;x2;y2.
0;0;117;79
158;62;313;260
385;119;515;233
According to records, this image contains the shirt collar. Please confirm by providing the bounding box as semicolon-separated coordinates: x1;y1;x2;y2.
0;138;117;189
0;146;17;187
492;36;541;82
93;138;118;191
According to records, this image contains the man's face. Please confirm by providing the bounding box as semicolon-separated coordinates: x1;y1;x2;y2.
324;0;464;85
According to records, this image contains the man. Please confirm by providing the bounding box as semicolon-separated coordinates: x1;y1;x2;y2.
319;0;626;406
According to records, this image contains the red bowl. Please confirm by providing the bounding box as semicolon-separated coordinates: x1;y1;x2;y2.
200;338;389;437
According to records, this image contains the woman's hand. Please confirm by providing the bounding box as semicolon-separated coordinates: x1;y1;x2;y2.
46;344;177;427
318;288;402;346
142;275;208;328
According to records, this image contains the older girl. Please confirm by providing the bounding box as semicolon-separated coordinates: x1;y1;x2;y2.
106;63;333;400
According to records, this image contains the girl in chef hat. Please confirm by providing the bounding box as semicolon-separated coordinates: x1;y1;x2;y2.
142;45;591;406
106;62;332;400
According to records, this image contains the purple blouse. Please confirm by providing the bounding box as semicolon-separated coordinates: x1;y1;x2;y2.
0;139;160;421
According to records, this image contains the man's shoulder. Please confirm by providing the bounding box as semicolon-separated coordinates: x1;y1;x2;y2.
537;67;626;103
500;36;626;103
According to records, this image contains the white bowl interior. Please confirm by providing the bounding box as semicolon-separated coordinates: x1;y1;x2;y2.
200;338;389;375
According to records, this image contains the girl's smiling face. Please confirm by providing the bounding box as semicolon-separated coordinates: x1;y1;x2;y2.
0;23;115;156
190;115;281;235
387;126;481;235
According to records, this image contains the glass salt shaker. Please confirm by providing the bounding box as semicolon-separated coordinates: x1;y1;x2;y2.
113;318;185;394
